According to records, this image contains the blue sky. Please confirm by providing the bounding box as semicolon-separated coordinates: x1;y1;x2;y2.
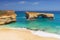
0;0;60;11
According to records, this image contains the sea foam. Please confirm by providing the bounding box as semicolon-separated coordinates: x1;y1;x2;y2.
30;30;60;39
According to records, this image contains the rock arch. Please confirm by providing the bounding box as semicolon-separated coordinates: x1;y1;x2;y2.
26;12;54;20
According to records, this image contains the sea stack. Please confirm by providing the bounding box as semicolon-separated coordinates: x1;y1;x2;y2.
26;12;54;20
0;10;17;25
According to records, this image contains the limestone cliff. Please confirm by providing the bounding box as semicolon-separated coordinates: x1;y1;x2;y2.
0;10;17;25
26;12;40;20
26;12;54;20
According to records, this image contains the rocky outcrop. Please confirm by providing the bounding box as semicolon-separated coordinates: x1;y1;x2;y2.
0;10;17;25
26;12;54;20
26;12;40;20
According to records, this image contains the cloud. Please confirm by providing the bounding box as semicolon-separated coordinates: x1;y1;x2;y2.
33;2;39;5
18;1;26;4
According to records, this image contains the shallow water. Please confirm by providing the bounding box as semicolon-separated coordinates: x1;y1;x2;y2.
0;11;60;34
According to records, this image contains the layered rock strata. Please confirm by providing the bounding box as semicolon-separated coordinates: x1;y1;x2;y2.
26;12;54;20
0;10;17;25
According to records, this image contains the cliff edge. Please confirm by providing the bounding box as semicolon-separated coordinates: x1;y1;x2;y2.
0;10;17;25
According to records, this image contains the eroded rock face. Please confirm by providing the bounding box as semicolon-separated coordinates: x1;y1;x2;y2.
26;12;54;20
26;12;40;20
0;10;17;25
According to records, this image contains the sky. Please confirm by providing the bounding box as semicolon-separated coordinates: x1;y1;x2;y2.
0;0;60;11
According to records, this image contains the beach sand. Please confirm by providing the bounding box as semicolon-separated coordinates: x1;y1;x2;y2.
0;28;59;40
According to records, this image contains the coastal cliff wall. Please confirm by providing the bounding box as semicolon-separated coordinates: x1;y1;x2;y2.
26;12;54;20
26;12;40;20
0;10;17;25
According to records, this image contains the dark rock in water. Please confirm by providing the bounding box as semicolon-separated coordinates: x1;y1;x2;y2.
26;27;39;31
26;12;54;20
0;10;17;25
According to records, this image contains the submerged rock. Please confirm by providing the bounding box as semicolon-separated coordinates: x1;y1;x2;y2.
0;10;17;25
26;12;54;20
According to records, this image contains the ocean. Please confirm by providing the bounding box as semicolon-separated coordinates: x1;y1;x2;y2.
1;11;60;34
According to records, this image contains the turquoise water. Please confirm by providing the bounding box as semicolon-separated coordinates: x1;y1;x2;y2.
1;11;60;34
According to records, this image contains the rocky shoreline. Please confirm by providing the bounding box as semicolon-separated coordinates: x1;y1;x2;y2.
0;11;54;24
